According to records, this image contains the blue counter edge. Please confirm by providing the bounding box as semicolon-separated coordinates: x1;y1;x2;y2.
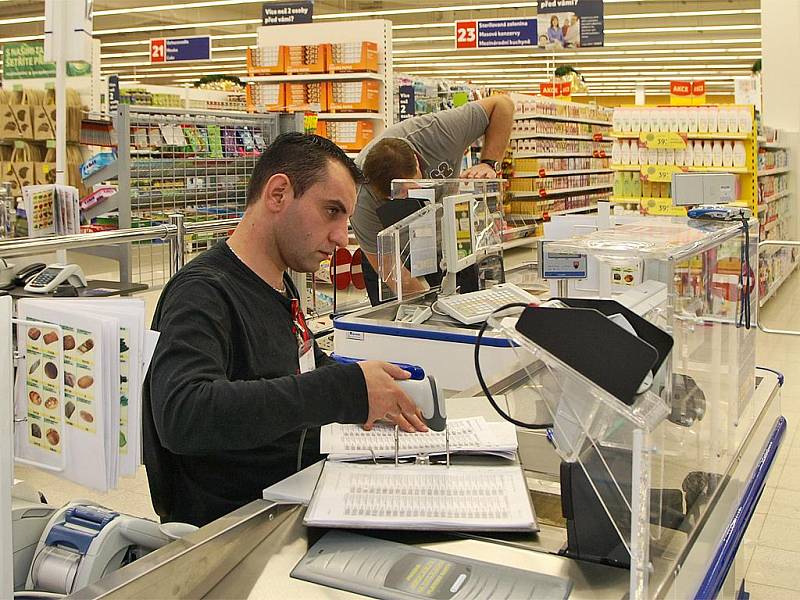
333;317;515;348
694;415;787;600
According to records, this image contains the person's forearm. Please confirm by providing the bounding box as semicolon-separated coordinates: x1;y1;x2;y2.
480;97;514;162
151;363;368;455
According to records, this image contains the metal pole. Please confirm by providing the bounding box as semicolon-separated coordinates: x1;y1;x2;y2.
169;213;185;277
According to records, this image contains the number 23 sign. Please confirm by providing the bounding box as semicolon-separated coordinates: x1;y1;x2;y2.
455;21;478;49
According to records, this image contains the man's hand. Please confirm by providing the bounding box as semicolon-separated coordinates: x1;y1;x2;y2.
461;162;499;179
358;361;429;433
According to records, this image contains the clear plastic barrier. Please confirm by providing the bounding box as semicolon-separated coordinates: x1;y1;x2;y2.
377;179;504;303
481;217;760;598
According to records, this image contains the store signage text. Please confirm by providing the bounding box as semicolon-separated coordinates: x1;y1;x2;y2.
108;75;120;116
150;36;212;63
670;80;706;105
398;85;415;121
455;18;538;49
2;41;89;79
262;1;313;26
540;81;571;99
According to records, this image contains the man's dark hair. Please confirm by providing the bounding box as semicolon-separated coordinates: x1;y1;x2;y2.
246;132;365;206
362;138;419;199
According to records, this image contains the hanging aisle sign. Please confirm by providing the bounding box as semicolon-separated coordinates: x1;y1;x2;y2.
455;18;538;49
150;36;211;63
262;1;313;26
398;85;415;121
537;0;604;49
3;41;92;79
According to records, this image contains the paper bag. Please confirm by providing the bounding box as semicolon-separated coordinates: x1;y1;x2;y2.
11;105;33;139
35;162;56;185
32;106;54;141
0;104;20;139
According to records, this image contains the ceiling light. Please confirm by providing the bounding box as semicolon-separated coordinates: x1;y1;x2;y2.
103;56;245;69
94;0;264;16
101;45;250;60
605;9;760;20
96;18;260;36
314;2;538;20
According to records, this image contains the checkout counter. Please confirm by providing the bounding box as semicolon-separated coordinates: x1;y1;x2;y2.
65;215;785;599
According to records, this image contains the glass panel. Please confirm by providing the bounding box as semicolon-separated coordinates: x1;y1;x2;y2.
758;241;800;334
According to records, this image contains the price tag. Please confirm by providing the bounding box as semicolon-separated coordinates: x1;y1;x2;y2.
592;133;604;142
539;189;547;198
538;168;546;177
641;164;685;183
640;197;688;217
639;132;687;149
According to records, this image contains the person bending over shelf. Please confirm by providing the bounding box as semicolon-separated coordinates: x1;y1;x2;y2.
351;95;514;305
143;133;427;527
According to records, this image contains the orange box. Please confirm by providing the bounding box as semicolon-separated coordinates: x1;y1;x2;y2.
284;82;328;112
246;46;286;75
285;44;329;74
328;41;379;73
316;120;375;152
246;83;285;112
327;80;381;112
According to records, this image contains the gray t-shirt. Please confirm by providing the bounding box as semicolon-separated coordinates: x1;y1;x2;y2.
351;102;490;254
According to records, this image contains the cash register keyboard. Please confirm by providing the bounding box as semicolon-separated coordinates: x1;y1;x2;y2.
436;282;539;325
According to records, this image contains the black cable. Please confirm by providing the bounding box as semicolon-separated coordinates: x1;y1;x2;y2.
474;302;553;429
738;214;752;329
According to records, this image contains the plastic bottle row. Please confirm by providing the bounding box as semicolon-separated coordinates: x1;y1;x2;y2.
612;139;747;168
613;172;671;200
613;106;753;135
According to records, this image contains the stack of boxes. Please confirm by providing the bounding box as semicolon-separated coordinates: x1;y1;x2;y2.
246;40;381;151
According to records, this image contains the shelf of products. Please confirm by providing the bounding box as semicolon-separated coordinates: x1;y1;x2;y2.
756;126;794;306
501;93;613;242
244;22;393;154
610;104;757;216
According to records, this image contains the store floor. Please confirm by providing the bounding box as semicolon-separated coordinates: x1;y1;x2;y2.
12;254;800;598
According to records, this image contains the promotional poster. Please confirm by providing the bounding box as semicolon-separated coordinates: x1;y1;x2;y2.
537;0;604;50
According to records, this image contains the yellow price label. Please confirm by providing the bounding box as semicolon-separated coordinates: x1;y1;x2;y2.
640;197;687;216
641;164;685;183
303;112;318;134
639;132;687;150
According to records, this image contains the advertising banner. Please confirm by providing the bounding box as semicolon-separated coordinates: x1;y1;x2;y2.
455;18;538;49
3;41;90;80
670;80;706;105
540;81;572;100
537;0;604;50
262;1;313;26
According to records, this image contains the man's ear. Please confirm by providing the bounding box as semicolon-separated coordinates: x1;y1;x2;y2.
261;173;293;212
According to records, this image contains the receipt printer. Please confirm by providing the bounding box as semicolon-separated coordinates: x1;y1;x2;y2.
26;503;185;595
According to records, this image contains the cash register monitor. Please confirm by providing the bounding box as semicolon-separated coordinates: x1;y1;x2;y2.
441;193;478;274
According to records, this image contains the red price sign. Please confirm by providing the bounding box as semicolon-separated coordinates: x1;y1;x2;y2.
538;168;546;177
455;20;478;49
150;39;166;63
539;189;548;198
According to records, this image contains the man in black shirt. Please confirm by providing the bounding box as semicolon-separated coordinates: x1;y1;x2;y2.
144;133;427;527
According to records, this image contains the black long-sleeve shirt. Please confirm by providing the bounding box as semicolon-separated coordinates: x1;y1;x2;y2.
143;241;368;526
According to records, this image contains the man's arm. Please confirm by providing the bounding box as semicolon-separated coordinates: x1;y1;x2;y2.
364;250;429;297
461;95;514;179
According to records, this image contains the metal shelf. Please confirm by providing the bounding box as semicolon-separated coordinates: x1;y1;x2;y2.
761;141;790;150
513;113;611;127
514;152;601;159
760;259;800;307
513;169;612;178
758;166;791;177
509;184;612;197
611;131;750;140
611;164;749;174
761;190;791;204
505;204;598;221
511;133;612;142
502;235;542;250
243;73;382;83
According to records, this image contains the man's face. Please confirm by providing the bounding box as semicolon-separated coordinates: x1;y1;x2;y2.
274;160;356;273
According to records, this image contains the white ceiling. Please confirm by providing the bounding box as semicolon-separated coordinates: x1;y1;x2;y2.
0;0;761;96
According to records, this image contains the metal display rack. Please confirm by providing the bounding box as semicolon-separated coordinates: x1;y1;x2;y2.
81;105;302;287
502;93;613;249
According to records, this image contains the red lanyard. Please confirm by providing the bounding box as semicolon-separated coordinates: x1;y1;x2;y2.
290;298;311;345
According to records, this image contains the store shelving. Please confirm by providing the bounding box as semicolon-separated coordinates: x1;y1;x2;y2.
502;94;613;246
610;104;758;216
756;126;795;306
245;20;393;154
510;183;613;197
513;169;612;177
